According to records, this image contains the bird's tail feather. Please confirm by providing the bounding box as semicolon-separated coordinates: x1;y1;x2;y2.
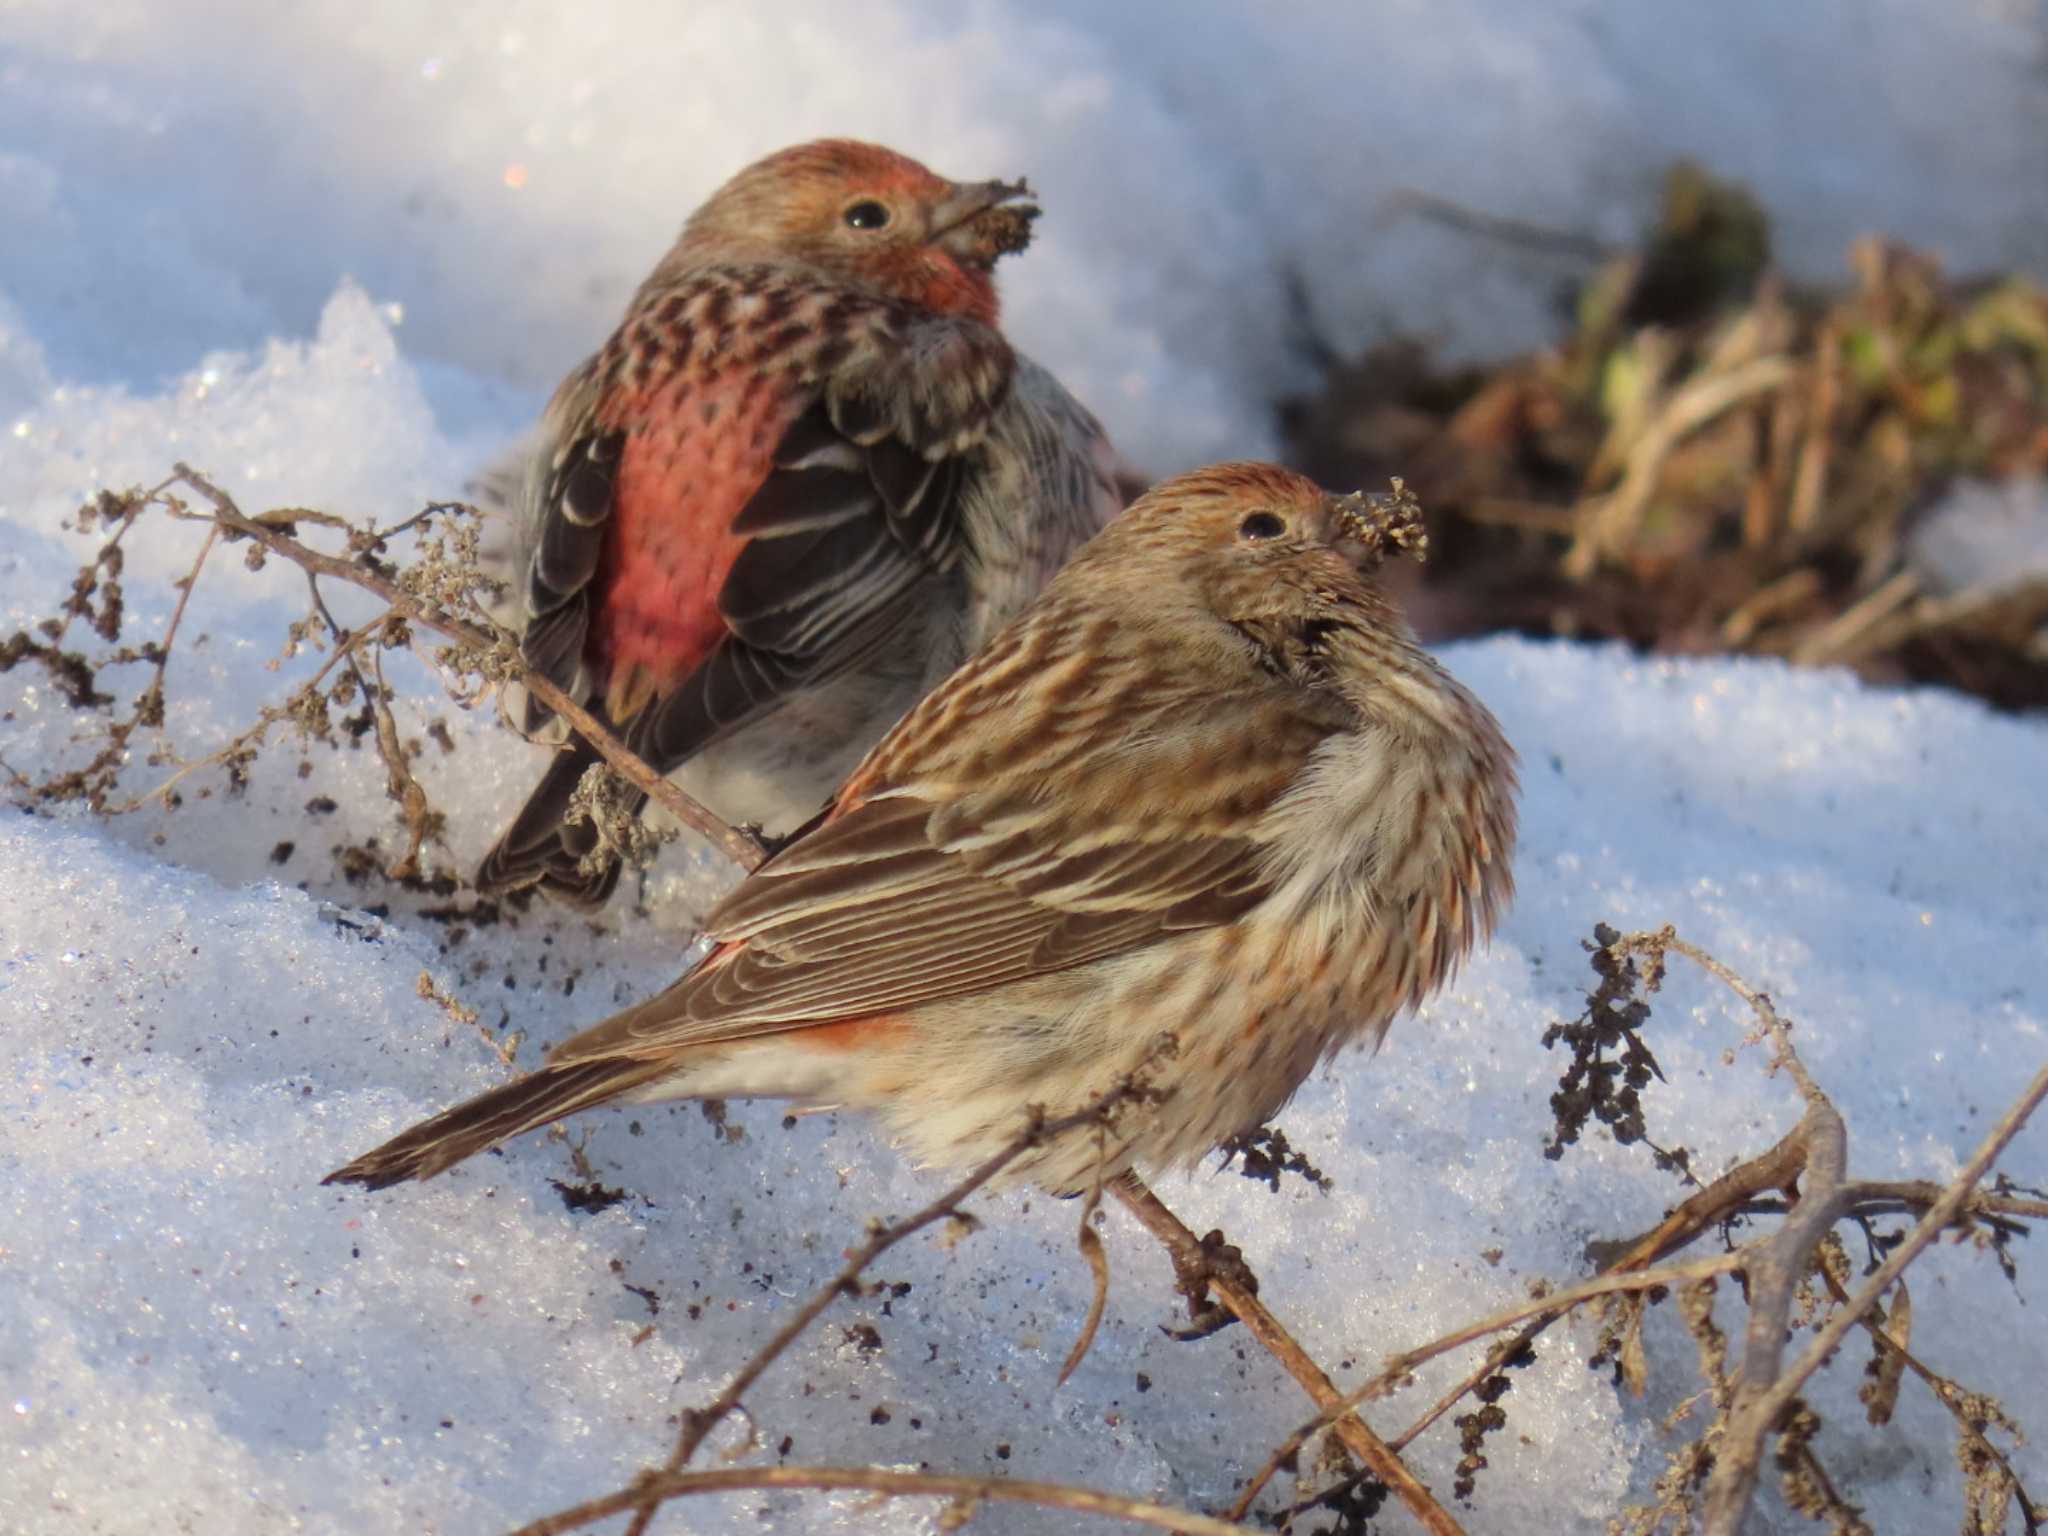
322;1057;669;1189
475;738;645;909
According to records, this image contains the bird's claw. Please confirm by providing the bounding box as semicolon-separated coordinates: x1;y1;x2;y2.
1161;1228;1258;1341
744;822;800;860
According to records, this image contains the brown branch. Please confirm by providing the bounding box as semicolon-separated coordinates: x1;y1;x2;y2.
1816;1265;2040;1523
104;611;381;814
1238;926;2043;1532
1582;930;2047;1534
1246;929;1829;1513
1111;1172;1467;1536
1359;1111;1823;1490
1381;1123;1812;1466
1704;1057;2048;1533
304;572;438;880
144;518;219;726
1376;187;1614;263
1835;1179;2048;1226
595;1071;1164;1536
1384;1252;1748;1387
1593;929;1860;1535
162;464;769;872
510;1464;1263;1536
1703;1091;1850;1517
1587;1114;1814;1274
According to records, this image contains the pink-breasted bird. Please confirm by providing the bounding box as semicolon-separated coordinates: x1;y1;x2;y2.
329;463;1519;1194
476;139;1121;907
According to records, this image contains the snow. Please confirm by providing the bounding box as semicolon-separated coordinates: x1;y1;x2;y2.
1910;476;2048;598
6;1;2048;477
3;3;2047;1533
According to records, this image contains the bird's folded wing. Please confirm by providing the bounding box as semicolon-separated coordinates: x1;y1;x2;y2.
547;697;1330;1064
550;798;1272;1062
513;363;615;731
618;308;1016;765
622;406;966;765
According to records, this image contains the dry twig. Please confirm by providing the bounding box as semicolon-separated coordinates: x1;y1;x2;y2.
161;464;770;872
1111;1172;1467;1536
509;1464;1261;1536
1705;1054;2048;1533
1224;926;2044;1534
591;1068;1168;1536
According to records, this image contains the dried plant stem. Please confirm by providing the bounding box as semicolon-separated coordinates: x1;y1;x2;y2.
1370;1116;1820;1483
1815;1266;2041;1522
1376;1120;1814;1471
1590;1115;1812;1272
595;1082;1159;1536
1110;1173;1466;1536
148;518;218;713
1602;929;2047;1536
1387;1252;1748;1386
163;463;768;872
1233;927;2044;1534
1566;355;1796;579
1060;1172;1113;1386
510;1464;1262;1536
1703;1057;2048;1534
1378;187;1613;263
1832;1179;2048;1225
106;606;381;814
304;572;438;878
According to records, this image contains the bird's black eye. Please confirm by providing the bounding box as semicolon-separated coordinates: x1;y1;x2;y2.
843;200;892;230
1238;511;1287;541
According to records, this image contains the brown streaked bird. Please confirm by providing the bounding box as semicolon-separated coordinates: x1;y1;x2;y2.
477;138;1121;908
329;463;1518;1193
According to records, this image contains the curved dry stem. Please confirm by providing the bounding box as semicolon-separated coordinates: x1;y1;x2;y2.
610;1068;1168;1536
1238;926;2043;1533
104;613;381;814
1060;1176;1113;1386
1110;1173;1467;1536
1377;1252;1747;1389
510;1464;1262;1536
163;463;769;872
1703;1057;2048;1533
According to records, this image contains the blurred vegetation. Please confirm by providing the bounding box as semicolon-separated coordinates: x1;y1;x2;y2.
1288;163;2048;709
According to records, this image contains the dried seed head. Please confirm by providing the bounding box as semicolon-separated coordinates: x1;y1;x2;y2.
958;196;1040;264
1331;477;1428;569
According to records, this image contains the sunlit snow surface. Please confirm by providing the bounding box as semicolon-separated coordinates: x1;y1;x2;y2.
3;4;2048;1533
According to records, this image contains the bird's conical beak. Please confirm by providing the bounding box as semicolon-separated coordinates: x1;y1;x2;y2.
932;177;1041;268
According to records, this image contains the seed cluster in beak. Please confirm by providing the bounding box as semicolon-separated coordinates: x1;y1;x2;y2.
936;177;1041;268
1332;479;1429;570
974;201;1041;260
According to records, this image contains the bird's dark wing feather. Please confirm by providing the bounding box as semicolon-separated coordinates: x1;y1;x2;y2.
620;321;1000;769
516;424;621;730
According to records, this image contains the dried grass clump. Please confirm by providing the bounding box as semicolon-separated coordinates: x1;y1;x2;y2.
1291;162;2048;709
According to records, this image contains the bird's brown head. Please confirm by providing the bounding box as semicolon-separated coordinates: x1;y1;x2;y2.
1059;462;1432;687
676;139;1039;326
